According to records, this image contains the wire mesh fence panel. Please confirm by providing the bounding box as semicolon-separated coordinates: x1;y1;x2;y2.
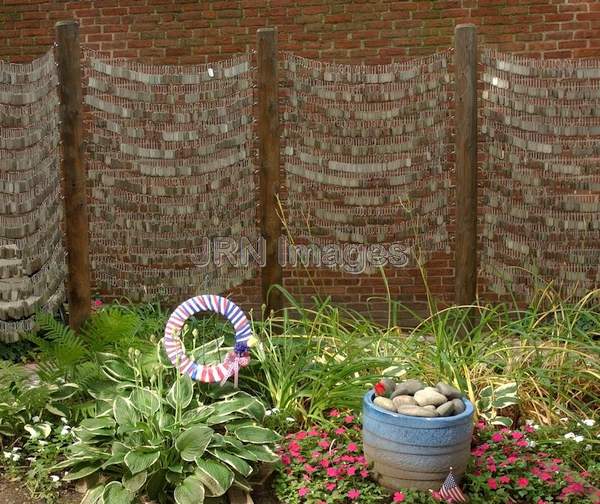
481;49;600;297
83;50;259;303
0;50;66;342
280;51;454;271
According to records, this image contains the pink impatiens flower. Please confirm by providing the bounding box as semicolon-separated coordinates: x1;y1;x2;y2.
347;489;360;500
393;491;406;502
517;477;529;488
498;475;510;484
491;432;503;443
326;467;338;477
487;478;498;490
329;409;340;417
326;482;336;491
344;415;355;423
303;463;317;474
335;427;346;435
347;442;358;452
298;487;310;497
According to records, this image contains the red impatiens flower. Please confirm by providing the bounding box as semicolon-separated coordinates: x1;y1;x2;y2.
487;478;498;490
517;477;529;488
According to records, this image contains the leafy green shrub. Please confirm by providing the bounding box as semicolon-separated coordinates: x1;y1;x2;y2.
54;347;280;504
0;360;79;437
464;420;600;503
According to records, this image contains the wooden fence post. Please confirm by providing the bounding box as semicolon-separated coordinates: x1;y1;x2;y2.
454;24;478;307
257;28;283;317
55;20;91;331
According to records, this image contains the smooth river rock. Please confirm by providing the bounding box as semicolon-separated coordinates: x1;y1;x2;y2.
392;395;418;408
373;396;396;412
451;398;466;414
414;387;448;407
436;382;463;400
394;379;425;396
436;401;455;417
396;405;439;417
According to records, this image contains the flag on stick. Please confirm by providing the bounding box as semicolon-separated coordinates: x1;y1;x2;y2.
437;467;467;503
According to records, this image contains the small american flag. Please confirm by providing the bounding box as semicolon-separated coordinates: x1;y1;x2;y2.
438;467;467;503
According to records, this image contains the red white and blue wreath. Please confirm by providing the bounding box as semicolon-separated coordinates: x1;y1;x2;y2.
163;294;257;386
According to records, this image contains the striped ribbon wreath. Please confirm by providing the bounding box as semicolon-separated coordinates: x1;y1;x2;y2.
163;294;255;386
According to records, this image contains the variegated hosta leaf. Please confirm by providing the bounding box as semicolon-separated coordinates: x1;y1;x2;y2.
193;459;234;497
124;449;160;474
233;425;280;444
102;481;134;504
211;449;253;477
175;425;214;462
174;473;205;504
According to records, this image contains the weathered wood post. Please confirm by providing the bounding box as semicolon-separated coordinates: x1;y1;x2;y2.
454;24;478;307
55;20;91;331
257;27;283;317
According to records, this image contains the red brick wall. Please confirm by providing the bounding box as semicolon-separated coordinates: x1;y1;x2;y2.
2;0;596;322
2;0;597;64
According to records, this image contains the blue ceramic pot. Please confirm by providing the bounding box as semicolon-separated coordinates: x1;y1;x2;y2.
362;390;474;491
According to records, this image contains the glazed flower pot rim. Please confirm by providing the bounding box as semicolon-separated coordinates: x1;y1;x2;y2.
364;390;474;424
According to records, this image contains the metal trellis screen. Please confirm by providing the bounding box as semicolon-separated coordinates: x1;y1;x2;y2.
481;49;600;297
0;51;67;342
83;50;259;302
281;50;454;269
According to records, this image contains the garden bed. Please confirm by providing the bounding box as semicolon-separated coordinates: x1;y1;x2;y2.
1;292;599;503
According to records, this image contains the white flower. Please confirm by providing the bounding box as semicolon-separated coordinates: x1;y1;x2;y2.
26;457;35;462
564;432;576;439
529;440;537;448
265;408;280;416
581;419;595;427
50;475;60;483
286;417;295;423
60;417;68;424
60;426;71;436
3;451;11;459
574;435;584;443
12;447;21;452
12;454;20;461
38;440;48;446
32;416;40;423
585;444;593;451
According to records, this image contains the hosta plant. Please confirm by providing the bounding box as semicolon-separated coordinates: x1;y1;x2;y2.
54;348;280;504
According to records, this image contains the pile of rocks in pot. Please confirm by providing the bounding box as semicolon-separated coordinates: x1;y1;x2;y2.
372;378;466;418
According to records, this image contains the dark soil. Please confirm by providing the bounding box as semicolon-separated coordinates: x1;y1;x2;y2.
0;475;80;504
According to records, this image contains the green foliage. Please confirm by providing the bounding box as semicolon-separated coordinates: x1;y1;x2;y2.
55;346;280;504
1;416;75;503
464;420;600;503
0;360;77;437
244;291;399;428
